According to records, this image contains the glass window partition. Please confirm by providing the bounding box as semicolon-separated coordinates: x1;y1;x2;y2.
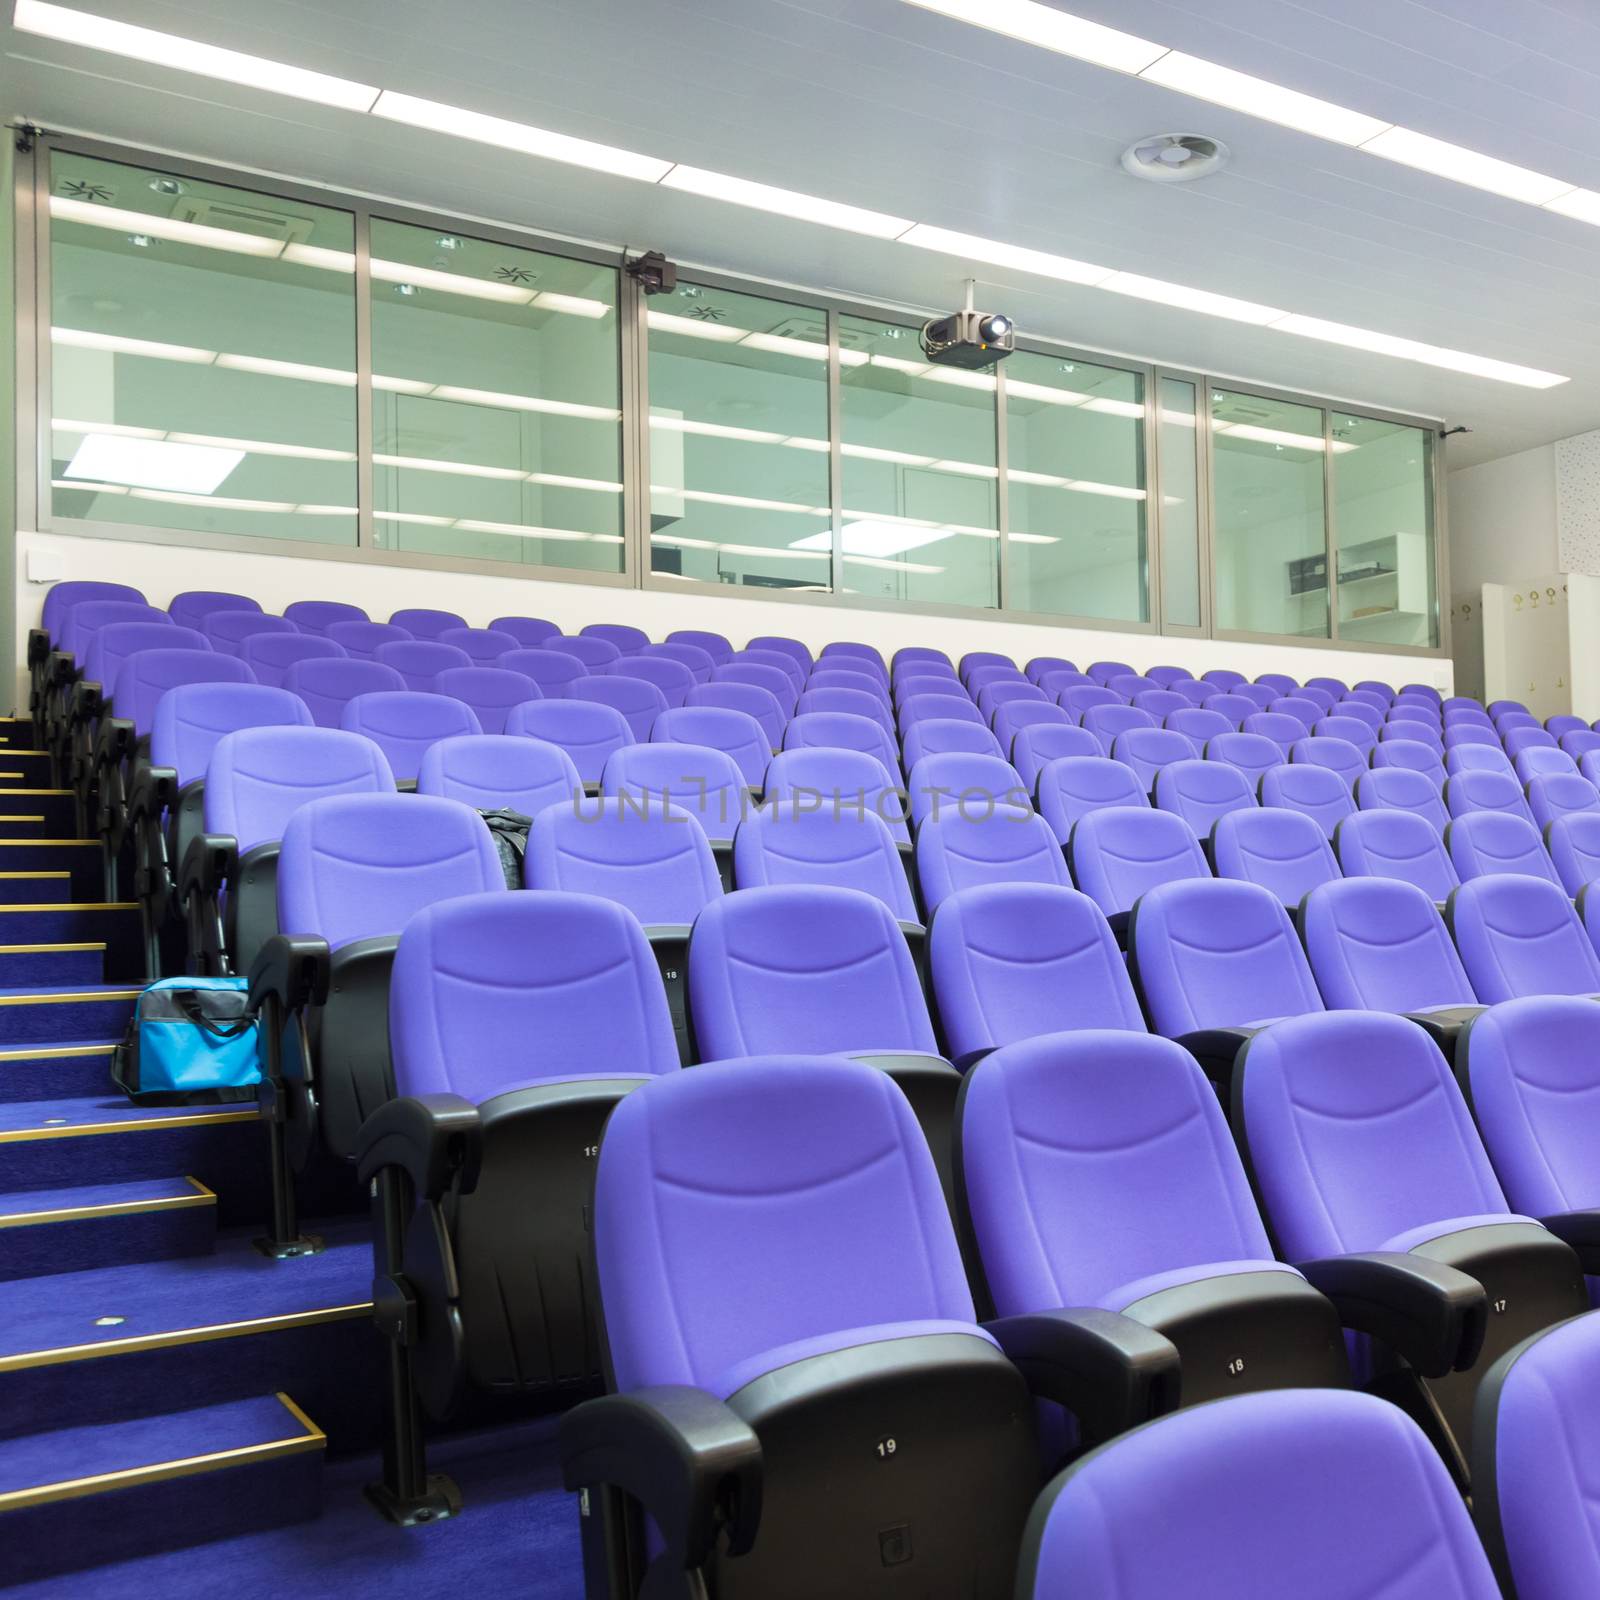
47;151;358;545
1211;389;1330;638
645;283;832;591
1332;414;1437;647
839;315;999;608
1004;352;1146;621
1156;377;1201;629
368;217;622;571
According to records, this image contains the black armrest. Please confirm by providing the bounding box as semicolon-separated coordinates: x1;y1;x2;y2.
127;763;177;827
355;1094;483;1200
71;678;106;726
28;629;49;670
47;649;77;689
179;832;238;904
560;1387;763;1568
247;933;331;1021
984;1308;1180;1446
1538;1211;1600;1274
1296;1251;1487;1379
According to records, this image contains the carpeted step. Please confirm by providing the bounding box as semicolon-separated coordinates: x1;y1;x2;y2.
0;944;107;987
0;1176;217;1281
0;1222;378;1450
0;1040;118;1103
0;1392;324;1585
0;792;76;835
0;754;54;789
0;906;141;985
0;1095;261;1205
0;718;36;750
0;984;142;1046
0;844;104;903
0;872;73;906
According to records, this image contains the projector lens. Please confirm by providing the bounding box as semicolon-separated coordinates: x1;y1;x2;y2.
983;315;1011;340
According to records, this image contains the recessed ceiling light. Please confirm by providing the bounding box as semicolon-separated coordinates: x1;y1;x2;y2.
1139;53;1389;145
1543;188;1600;225
899;223;1111;286
13;0;380;111
1271;314;1568;388
65;433;243;494
899;0;1166;74
660;166;914;239
148;177;186;197
370;90;672;182
1101;272;1286;325
1359;127;1575;206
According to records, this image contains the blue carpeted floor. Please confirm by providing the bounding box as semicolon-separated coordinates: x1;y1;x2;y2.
5;1417;584;1599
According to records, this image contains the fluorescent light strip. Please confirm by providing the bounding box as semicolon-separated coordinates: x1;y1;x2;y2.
429;385;621;421
214;353;356;386
374;453;526;481
49;197;284;258
370;90;672;183
28;0;1566;387
51;327;215;364
370;258;534;304
660;166;913;239
129;489;296;512
14;0;380;111
649;415;786;444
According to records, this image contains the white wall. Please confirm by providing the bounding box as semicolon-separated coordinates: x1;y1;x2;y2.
13;525;1450;713
1446;444;1559;598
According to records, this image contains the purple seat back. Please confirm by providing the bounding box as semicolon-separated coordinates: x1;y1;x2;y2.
505;698;633;787
1153;759;1255;837
684;683;785;752
898;693;984;731
338;691;481;783
1503;726;1558;760
373;639;472;694
112;647;249;738
762;747;909;849
601;742;749;844
733;806;916;923
1237;1011;1506;1260
1234;683;1276;712
749;634;813;672
1444;769;1535;827
960;651;1015;684
277;792;505;949
569;675;669;742
1011;723;1100;792
1447;811;1561;886
794;686;894;738
388;607;467;640
1079;704;1152;754
1242;712;1307;757
281;658;405;728
612;655;695;710
930;885;1142;1066
1371;739;1445;786
1200;692;1254;727
916;807;1071;912
963;1031;1274;1314
436;626;520;664
1110;726;1193;794
42;580;144;641
390;891;679;1104
581;622;650;655
1449;874;1600;1001
1300;877;1475;1015
653;706;769;789
1443;722;1501;751
1289;735;1366;787
595;1057;972;1397
690;886;937;1058
1358;767;1450;835
1516;747;1579;786
1546;811;1600;897
499;648;589;696
1318;714;1378;751
1020;1388;1497;1600
525;801;721;927
491;616;561;649
282;600;366;635
895;646;952;676
642;642;715;684
1130;879;1322;1036
1036;756;1147;843
1025;655;1076;686
1447;745;1513;777
1210;806;1338;906
241;632;346;689
1201;668;1246;690
169;590;259;632
906;752;1027;831
1068;806;1210;919
665;628;734;666
416;733;579;817
61;601;169;662
1163;708;1231;752
1260;762;1355;840
150;682;312;786
88;623;208;697
203;610;298;657
902;718;1005;770
548;635;622;671
784;711;900;776
1060;684;1122;719
1333;809;1458;902
204;727;395;852
432;666;540;736
326;620;413;661
1204;732;1281;788
1131;689;1189;721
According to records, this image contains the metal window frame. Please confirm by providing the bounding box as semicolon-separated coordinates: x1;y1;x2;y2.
1205;375;1450;661
16;129;1451;659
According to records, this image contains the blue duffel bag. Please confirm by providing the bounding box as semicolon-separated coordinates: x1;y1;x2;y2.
113;977;260;1105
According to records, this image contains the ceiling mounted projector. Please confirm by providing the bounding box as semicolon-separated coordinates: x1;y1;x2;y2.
1120;134;1229;184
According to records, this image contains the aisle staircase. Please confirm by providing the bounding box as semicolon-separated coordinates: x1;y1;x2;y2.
0;718;377;1587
